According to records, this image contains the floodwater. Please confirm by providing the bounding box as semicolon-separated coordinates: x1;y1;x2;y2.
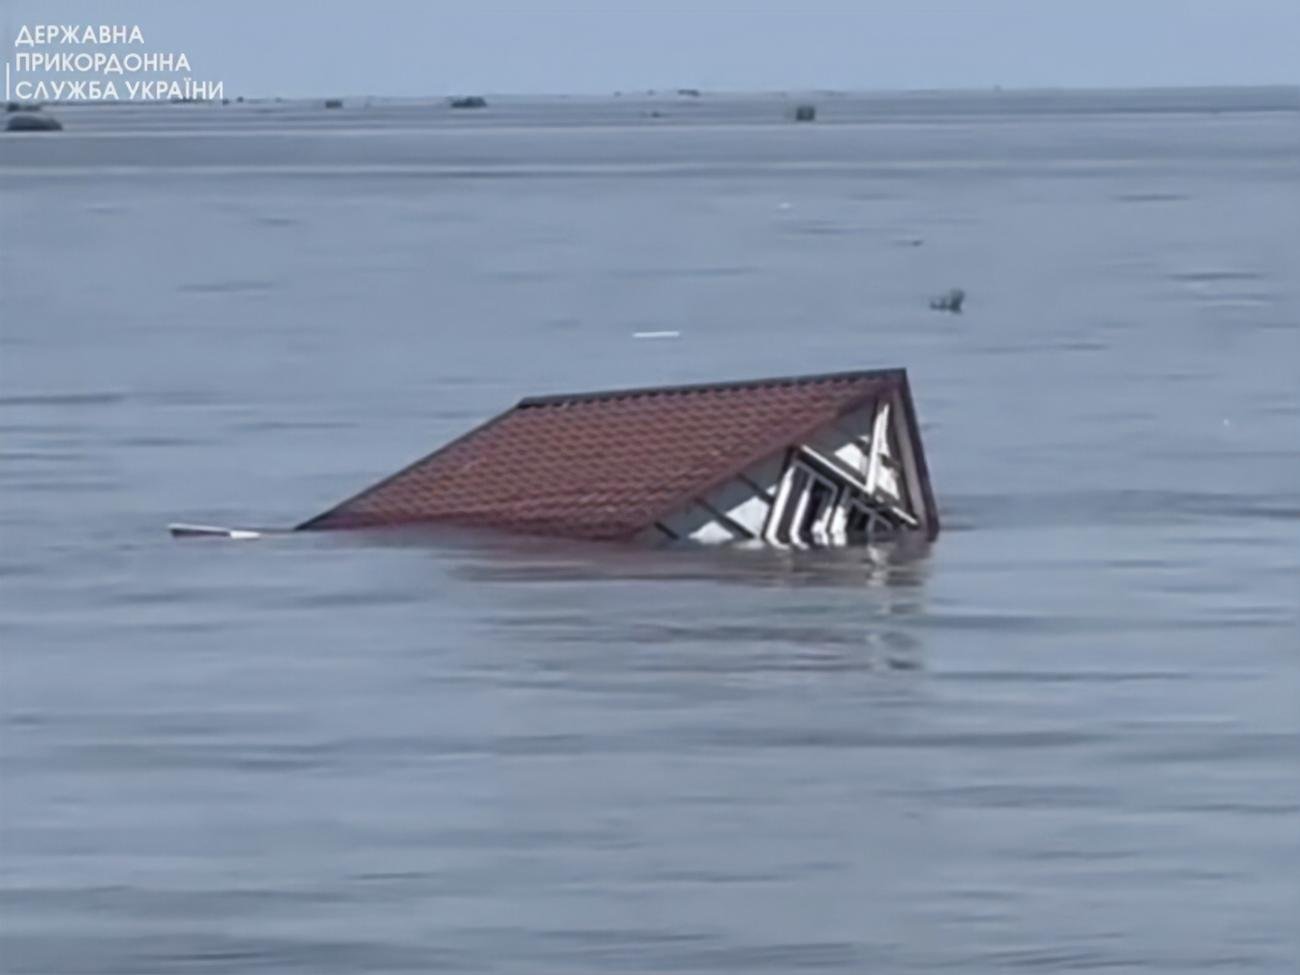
1;88;1297;973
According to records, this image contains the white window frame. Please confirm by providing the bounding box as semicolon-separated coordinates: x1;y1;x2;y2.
766;459;839;546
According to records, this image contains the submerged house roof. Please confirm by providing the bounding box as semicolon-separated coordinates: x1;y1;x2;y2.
299;368;938;543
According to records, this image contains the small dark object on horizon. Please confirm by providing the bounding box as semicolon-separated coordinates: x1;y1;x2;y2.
5;101;41;112
677;88;701;97
448;95;488;109
324;98;343;109
929;288;966;313
793;104;817;122
5;113;62;132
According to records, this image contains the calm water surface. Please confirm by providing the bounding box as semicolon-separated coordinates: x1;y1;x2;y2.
1;89;1298;973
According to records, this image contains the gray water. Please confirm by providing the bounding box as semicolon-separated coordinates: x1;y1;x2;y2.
1;89;1298;973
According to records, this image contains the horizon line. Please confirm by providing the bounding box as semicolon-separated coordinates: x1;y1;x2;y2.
29;80;1300;107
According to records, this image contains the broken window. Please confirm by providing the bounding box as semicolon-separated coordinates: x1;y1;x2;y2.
771;464;811;542
798;476;837;542
767;458;842;546
766;450;907;546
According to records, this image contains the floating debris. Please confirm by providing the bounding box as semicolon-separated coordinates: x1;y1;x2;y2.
5;113;62;132
793;103;817;122
448;95;488;109
929;288;965;313
168;523;263;540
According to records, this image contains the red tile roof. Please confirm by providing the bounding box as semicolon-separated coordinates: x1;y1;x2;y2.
299;369;919;540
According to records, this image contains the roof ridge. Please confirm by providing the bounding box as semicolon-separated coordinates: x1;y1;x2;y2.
517;367;901;408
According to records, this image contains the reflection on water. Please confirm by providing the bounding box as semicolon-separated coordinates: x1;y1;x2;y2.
373;523;930;586
344;526;934;671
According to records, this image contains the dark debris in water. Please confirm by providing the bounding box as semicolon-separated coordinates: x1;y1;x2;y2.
929;287;966;313
5;112;62;132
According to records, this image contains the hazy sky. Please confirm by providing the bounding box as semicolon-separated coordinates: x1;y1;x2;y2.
4;0;1297;97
